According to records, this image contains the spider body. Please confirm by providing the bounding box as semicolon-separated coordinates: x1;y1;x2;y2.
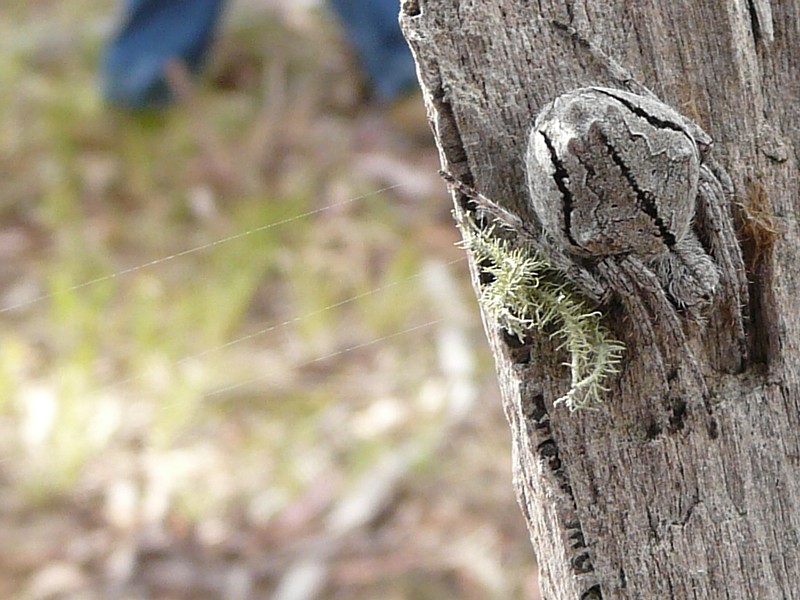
442;82;747;382
526;87;722;309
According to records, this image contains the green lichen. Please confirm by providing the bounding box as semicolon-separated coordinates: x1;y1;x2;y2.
461;219;624;411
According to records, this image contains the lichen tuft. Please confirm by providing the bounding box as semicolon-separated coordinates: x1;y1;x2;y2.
460;218;624;411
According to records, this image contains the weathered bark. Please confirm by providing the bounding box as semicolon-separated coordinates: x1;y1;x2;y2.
400;1;800;598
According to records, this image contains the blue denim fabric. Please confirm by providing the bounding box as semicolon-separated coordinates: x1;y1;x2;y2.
328;0;417;101
102;0;416;109
103;0;225;109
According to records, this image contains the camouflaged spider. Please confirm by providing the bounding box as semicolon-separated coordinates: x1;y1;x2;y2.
526;85;742;314
443;84;746;364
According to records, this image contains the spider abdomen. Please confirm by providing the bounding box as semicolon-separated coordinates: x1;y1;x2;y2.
527;86;701;259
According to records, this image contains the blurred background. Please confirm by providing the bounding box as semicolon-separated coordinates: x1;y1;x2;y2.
0;1;538;598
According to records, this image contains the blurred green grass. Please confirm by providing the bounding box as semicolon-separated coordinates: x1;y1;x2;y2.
0;2;537;598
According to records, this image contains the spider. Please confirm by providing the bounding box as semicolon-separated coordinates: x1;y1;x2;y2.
527;86;739;308
442;84;747;378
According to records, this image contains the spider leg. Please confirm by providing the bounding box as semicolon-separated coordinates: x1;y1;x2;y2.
702;155;735;195
600;256;709;398
595;257;673;430
596;258;665;361
537;236;610;304
648;233;719;311
441;170;610;304
695;162;748;371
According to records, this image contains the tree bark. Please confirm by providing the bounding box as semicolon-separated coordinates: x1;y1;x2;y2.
400;1;800;598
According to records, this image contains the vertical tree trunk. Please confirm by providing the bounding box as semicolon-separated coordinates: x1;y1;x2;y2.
400;1;800;598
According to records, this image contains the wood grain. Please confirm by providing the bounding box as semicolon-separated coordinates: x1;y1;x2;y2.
400;1;800;597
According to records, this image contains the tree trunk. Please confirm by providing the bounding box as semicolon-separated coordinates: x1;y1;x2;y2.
399;1;800;598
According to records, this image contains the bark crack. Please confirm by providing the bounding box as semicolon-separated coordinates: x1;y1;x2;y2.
523;391;598;584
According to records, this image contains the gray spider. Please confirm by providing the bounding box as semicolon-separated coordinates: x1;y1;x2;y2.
527;86;733;311
443;85;746;374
